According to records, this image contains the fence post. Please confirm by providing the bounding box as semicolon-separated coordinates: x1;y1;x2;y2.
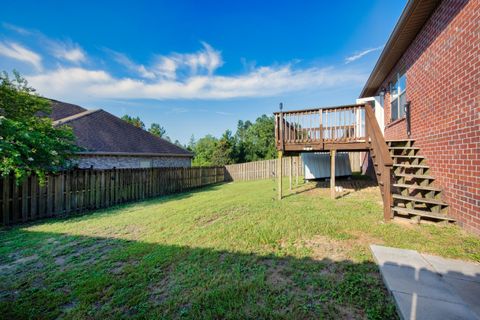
289;157;293;191
278;151;283;200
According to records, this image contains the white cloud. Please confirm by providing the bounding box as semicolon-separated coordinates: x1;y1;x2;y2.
2;23;33;35
2;23;87;64
6;39;364;102
107;42;221;80
345;46;383;64
26;63;365;101
109;50;155;79
0;41;42;70
153;42;223;79
50;42;87;63
27;67;111;99
155;56;177;79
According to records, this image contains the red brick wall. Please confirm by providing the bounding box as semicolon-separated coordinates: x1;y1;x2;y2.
377;0;480;234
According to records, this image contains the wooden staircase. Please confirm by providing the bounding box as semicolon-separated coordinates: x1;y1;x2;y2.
387;140;455;224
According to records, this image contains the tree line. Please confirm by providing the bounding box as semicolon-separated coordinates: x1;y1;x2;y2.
121;113;277;166
120;115;184;148
187;115;276;166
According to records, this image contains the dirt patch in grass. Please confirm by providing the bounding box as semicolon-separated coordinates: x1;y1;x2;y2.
263;259;294;287
53;239;118;271
148;267;175;306
195;206;247;227
347;231;385;247
302;179;378;196
0;253;39;273
299;235;352;262
297;231;384;264
110;259;140;275
195;214;223;226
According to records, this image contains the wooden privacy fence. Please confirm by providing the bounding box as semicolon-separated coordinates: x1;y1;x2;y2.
225;156;304;181
225;153;362;182
0;166;225;226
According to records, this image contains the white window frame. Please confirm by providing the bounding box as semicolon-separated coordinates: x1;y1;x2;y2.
390;72;406;121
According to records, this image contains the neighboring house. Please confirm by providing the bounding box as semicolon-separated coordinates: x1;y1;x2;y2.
359;0;479;234
49;100;193;169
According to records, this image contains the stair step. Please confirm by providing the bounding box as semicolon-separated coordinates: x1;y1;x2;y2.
392;207;455;222
389;147;420;150
395;173;435;180
393;194;448;206
393;163;430;169
387;139;415;142
392;155;425;159
393;184;442;192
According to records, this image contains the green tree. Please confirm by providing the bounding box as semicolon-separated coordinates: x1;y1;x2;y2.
121;114;145;129
188;115;275;165
243;115;276;161
234;120;252;163
211;130;236;166
0;71;79;182
187;134;196;152
148;123;166;138
191;135;218;166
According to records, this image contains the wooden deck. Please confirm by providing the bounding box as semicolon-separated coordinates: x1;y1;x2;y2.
274;104;370;153
274;103;394;222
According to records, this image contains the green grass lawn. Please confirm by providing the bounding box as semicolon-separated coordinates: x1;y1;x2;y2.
1;178;479;319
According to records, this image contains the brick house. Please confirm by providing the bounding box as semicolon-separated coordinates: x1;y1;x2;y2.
49;100;193;169
359;0;479;234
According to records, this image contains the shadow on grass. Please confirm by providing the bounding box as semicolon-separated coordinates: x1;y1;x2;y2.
0;229;399;319
283;176;378;199
1;183;227;230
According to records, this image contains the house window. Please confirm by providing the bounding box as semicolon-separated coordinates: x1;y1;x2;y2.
390;72;406;121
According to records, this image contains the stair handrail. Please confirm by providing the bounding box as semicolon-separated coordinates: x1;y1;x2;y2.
364;104;393;167
364;103;393;220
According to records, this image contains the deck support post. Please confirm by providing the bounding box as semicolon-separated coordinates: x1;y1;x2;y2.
295;157;299;186
330;149;336;199
289;156;293;191
278;151;283;200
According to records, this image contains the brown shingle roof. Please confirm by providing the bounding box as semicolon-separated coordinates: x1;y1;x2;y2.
52;102;192;157
49;100;87;120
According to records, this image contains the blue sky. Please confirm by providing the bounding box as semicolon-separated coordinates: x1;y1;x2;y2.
0;0;406;144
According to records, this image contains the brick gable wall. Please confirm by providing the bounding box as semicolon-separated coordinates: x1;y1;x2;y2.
76;155;192;169
377;0;480;234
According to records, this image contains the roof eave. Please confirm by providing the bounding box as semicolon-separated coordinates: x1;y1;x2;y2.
76;151;194;158
53;109;101;126
359;0;442;98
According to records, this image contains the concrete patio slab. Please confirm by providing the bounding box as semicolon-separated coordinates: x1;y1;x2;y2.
422;254;480;282
441;276;480;317
370;245;480;320
393;291;477;320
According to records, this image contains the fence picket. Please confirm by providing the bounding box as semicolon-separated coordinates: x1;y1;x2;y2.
0;166;225;226
225;154;362;182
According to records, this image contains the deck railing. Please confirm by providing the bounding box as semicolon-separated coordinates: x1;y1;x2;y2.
274;104;366;149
